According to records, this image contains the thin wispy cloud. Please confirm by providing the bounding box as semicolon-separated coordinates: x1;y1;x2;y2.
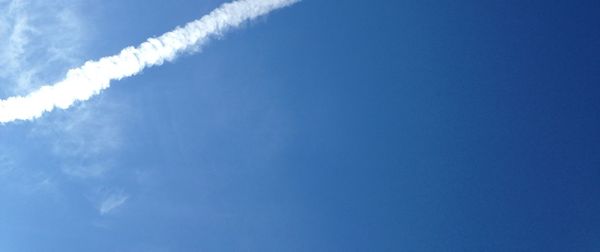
0;1;123;180
98;191;129;215
32;100;125;179
0;0;299;123
0;149;57;196
0;0;84;96
0;0;93;195
0;154;15;176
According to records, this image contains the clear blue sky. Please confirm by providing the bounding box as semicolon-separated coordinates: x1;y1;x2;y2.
1;0;599;251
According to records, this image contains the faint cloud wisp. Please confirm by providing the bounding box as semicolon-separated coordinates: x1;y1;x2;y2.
98;190;129;215
0;0;299;123
0;0;85;96
0;0;127;212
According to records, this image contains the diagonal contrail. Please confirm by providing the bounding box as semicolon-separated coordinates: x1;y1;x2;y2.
0;0;298;124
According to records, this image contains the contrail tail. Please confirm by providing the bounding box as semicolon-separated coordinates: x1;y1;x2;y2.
0;0;299;124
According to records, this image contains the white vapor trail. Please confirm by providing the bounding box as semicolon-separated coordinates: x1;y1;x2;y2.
0;0;298;123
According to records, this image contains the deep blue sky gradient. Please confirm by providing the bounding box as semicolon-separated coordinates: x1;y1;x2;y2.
1;0;600;251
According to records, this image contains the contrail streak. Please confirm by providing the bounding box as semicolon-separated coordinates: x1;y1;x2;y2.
0;0;298;123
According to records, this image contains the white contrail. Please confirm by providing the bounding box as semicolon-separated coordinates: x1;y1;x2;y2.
0;0;298;124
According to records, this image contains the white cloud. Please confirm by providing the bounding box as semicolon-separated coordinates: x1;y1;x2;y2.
98;190;129;215
31;100;125;179
0;0;109;203
0;0;85;96
0;0;299;123
0;0;299;217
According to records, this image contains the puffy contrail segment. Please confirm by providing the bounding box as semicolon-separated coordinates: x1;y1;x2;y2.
0;0;298;123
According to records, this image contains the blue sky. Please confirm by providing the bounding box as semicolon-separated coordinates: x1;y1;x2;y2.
1;0;600;251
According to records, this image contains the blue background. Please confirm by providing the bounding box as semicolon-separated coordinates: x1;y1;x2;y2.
1;0;600;251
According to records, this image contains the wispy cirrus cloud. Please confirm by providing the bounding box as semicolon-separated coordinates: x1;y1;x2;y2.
0;0;112;205
0;1;124;181
0;0;298;217
0;0;74;198
98;190;129;215
0;147;58;196
0;0;85;96
0;0;299;123
31;99;126;179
